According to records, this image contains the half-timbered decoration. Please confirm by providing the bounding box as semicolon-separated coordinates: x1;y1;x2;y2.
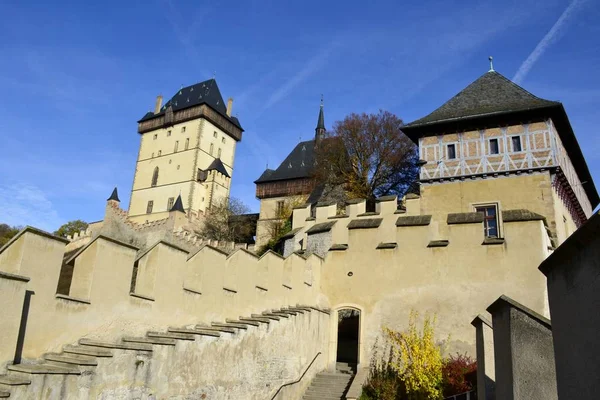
403;69;598;245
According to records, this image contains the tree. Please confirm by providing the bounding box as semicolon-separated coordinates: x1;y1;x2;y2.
257;196;305;256
313;110;419;210
0;224;21;247
199;197;254;242
54;220;89;238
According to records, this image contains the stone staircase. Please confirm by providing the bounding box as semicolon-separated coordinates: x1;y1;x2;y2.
0;305;327;399
302;363;355;400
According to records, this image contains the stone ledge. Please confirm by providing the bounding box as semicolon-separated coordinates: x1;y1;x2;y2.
7;363;80;375
502;209;546;223
447;212;484;224
79;339;153;352
356;212;380;217
56;294;91;305
306;221;336;235
0;226;69;256
482;238;505;245
376;195;397;202
328;214;349;219
0;270;30;283
376;242;397;249
427;240;449;248
329;244;348;251
129;292;155;302
348;218;383;230
223;287;237;294
471;314;493;328
255;285;268;292
396;215;431;226
183;287;202;295
280;227;302;240
346;198;365;205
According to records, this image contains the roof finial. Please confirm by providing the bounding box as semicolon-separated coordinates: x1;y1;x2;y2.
320;94;324;107
213;70;216;79
489;56;494;72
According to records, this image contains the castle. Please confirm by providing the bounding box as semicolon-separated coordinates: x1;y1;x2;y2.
0;67;597;399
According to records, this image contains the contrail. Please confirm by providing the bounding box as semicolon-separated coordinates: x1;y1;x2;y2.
513;0;587;84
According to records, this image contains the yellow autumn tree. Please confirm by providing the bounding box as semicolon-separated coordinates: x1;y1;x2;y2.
385;312;444;400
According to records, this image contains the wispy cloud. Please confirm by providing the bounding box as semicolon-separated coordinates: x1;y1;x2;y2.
513;0;588;84
0;183;62;232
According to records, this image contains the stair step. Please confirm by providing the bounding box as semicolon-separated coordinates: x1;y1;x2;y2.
263;312;289;319
7;363;80;375
275;309;297;315
0;375;31;386
79;339;152;352
303;396;343;400
226;318;260;327
147;331;195;341
168;328;221;337
44;353;97;366
238;317;270;324
211;322;248;330
0;391;9;398
193;325;235;334
63;345;113;358
122;336;176;346
252;313;279;321
305;388;346;395
284;307;305;314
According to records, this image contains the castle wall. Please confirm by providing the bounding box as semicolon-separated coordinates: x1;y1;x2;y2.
0;228;325;367
286;196;553;367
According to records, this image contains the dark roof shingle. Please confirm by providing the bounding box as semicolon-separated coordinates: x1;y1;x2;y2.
206;158;230;178
255;140;316;183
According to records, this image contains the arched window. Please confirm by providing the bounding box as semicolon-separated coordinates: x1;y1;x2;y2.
151;167;159;187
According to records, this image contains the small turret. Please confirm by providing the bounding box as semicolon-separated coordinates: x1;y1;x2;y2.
107;187;120;202
170;195;185;213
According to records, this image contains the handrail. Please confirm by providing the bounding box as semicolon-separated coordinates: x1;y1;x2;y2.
269;352;322;400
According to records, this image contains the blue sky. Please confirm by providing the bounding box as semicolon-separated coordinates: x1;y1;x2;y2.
1;0;599;231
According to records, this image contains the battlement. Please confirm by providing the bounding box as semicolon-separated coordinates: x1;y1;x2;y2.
0;226;323;368
285;195;554;259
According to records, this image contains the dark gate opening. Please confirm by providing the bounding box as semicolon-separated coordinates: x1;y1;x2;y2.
336;308;359;365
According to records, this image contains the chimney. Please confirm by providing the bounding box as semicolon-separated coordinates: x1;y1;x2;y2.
154;95;163;114
226;97;233;117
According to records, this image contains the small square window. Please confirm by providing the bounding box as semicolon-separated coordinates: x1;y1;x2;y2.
447;144;456;159
151;152;154;158
512;136;522;152
153;134;158;140
489;139;499;154
146;200;154;214
218;148;222;158
158;150;162;156
221;137;225;144
213;131;218;138
185;138;189;150
167;130;171;137
181;127;186;133
174;141;179;152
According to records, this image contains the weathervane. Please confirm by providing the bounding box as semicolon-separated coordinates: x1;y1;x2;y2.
320;94;324;106
489;56;494;72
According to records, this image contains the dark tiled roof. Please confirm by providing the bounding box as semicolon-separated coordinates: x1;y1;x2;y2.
306;221;336;235
396;215;431;227
405;71;559;129
316;104;325;130
139;79;242;129
107;187;120;202
255;140;316;183
206;158;230;178
447;212;484;225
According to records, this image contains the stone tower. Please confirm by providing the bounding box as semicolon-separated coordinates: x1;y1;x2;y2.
129;79;243;224
402;70;598;246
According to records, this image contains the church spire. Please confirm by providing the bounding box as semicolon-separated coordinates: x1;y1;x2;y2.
315;95;325;141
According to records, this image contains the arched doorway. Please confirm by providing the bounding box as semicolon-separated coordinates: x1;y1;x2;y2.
336;308;360;367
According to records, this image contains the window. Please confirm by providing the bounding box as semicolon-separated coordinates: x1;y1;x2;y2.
181;126;186;133
475;205;499;238
213;131;218;138
209;143;214;155
197;169;207;182
185;138;189;150
276;200;284;217
167;130;171;137
153;134;158;140
151;152;154;158
221;137;225;144
511;136;522;152
158;150;162;156
217;148;222;158
146;200;154;214
447;144;456;159
167;197;174;210
489;139;499;154
151;167;159;187
174;141;179;152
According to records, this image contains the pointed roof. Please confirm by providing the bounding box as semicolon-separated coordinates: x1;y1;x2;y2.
254;140;316;183
206;158;230;178
170;195;185;213
405;71;560;129
138;78;242;130
107;187;120;202
316;101;325;131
